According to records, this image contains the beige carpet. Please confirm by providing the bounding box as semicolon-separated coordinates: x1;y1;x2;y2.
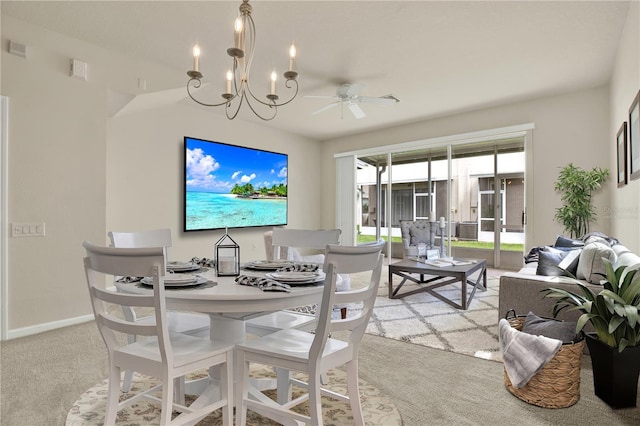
66;366;401;425
360;266;503;361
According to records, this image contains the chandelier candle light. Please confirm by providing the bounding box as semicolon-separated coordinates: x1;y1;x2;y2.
186;0;299;121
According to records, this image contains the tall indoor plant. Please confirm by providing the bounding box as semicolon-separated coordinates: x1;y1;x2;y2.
554;163;609;238
543;259;640;408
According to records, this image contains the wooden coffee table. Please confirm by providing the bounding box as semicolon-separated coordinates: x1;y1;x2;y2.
388;258;487;309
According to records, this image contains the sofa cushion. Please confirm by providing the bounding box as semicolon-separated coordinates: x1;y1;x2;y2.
577;242;617;284
554;235;584;248
521;312;580;343
536;246;580;277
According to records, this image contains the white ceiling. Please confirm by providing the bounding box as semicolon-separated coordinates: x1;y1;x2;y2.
1;1;631;141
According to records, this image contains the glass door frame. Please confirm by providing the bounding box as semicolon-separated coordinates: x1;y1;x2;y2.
339;123;534;266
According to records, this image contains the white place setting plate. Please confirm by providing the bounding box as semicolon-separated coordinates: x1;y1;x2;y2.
266;271;325;284
245;260;294;271
166;261;200;272
141;274;207;287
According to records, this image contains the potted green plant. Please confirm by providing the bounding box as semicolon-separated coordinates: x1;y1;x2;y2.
554;163;609;238
542;259;640;408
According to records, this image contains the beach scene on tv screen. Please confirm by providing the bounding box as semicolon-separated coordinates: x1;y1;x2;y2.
185;137;287;230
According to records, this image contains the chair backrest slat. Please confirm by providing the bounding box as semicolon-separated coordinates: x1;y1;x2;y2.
98;313;158;336
108;228;172;249
92;286;156;308
272;229;341;260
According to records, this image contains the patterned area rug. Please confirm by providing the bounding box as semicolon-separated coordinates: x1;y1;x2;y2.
66;365;402;425
364;269;503;362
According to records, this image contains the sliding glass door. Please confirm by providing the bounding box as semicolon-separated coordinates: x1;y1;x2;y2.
349;130;527;268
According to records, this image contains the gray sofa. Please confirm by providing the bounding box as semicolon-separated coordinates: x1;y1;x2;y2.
498;238;640;328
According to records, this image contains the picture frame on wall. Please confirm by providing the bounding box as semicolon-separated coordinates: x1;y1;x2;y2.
617;122;627;187
629;90;640;181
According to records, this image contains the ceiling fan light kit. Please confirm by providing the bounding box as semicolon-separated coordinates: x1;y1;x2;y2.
307;83;399;120
186;0;299;121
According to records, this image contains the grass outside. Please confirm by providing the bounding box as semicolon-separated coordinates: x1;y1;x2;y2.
357;234;523;252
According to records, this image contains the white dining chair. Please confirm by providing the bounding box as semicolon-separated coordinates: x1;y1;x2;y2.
83;241;234;425
235;240;384;426
246;228;344;338
109;229;210;393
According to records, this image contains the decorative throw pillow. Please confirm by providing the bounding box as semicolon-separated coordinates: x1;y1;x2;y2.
521;312;580;343
576;242;617;284
536;246;581;277
554;235;584;248
582;231;619;246
409;227;431;246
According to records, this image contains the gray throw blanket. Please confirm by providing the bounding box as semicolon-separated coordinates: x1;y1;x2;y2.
235;275;291;292
499;319;562;388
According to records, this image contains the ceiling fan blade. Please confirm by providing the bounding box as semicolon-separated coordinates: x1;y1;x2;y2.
358;95;398;105
304;95;338;99
348;102;366;119
312;101;341;116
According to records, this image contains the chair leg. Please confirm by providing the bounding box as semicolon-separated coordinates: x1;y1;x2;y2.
105;365;121;426
159;372;174;426
222;351;234;426
122;369;134;392
235;351;249;426
346;360;365;426
308;371;323;426
173;377;185;405
275;367;293;404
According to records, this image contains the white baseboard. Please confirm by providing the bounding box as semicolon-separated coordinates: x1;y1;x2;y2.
5;314;95;340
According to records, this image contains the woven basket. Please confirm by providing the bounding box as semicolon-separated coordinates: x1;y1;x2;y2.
503;314;585;409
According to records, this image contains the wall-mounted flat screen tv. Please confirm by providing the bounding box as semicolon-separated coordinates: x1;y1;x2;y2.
184;136;288;232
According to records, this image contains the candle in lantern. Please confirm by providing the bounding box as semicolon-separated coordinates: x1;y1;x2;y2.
219;256;235;274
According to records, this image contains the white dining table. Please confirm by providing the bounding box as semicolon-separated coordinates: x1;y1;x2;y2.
114;265;324;343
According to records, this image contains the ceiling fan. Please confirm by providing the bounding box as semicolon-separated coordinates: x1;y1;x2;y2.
305;83;399;119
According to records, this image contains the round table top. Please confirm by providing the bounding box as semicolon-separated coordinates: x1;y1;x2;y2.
114;267;325;315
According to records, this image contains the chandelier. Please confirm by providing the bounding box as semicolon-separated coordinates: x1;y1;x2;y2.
186;0;299;121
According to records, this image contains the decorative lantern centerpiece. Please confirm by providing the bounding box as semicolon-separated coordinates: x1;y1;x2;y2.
215;228;240;277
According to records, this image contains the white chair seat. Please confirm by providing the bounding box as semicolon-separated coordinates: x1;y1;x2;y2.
135;311;210;337
245;274;348;337
115;332;230;368
237;328;350;362
245;311;316;336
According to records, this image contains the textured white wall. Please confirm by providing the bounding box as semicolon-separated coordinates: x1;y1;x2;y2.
609;2;640;252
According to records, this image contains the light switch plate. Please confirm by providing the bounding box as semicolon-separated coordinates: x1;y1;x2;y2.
11;222;45;237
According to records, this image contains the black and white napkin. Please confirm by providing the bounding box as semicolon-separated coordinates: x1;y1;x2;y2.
235;275;291;292
191;257;215;268
116;276;143;283
276;263;319;272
